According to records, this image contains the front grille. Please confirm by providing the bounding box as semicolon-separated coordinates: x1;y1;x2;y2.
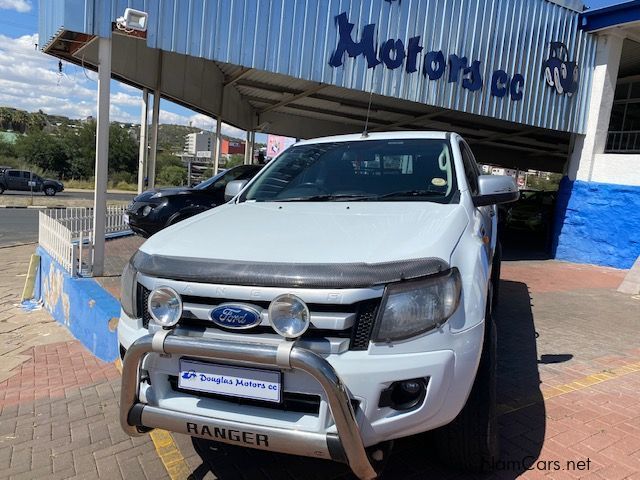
138;284;380;350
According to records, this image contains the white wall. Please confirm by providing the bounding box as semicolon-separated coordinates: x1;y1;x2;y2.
567;34;625;184
589;154;640;186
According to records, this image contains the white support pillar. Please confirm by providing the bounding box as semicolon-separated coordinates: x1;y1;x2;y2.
567;34;624;182
91;37;111;277
148;89;160;188
213;117;222;175
137;88;149;194
244;130;251;165
249;131;256;164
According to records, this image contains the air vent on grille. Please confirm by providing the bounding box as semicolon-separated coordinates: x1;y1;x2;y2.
138;284;152;328
350;300;379;350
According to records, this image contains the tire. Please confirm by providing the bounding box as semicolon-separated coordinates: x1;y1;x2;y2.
44;186;56;196
491;242;502;312
0;185;4;194
431;305;499;472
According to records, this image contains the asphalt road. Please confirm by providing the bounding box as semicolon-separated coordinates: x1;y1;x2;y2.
0;209;39;247
0;190;136;202
0;191;137;248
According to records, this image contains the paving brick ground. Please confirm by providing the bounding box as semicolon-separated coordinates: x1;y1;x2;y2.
1;241;639;479
0;244;166;480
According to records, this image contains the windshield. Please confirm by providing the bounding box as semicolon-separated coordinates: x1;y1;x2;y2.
241;139;457;203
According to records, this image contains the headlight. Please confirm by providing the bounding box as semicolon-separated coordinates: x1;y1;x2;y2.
372;269;462;343
148;287;182;327
268;294;310;339
141;205;153;216
120;260;137;318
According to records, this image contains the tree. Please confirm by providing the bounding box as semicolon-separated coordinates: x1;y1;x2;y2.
158;165;186;186
14;131;69;177
108;124;137;174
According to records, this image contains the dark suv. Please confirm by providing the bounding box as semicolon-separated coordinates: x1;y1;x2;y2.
0;169;64;196
125;164;261;237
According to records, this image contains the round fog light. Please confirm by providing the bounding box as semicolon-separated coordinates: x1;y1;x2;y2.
268;294;310;339
148;286;182;327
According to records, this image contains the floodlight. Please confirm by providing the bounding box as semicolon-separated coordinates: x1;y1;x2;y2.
116;8;148;33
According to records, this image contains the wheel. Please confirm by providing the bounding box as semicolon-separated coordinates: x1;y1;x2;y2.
491;242;502;312
44;186;56;196
431;304;499;472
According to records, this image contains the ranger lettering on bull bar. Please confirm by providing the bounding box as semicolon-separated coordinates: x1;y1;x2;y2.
185;422;269;447
119;131;519;479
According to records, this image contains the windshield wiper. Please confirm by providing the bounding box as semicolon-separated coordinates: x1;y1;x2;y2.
273;194;375;202
373;189;444;200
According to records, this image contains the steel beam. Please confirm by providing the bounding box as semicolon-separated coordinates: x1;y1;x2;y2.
258;84;326;114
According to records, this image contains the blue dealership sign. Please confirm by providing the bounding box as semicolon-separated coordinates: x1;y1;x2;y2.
329;11;526;101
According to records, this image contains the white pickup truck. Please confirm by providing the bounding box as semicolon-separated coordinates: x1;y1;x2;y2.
118;131;518;479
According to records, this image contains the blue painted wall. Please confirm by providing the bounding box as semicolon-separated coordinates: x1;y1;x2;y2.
553;178;640;270
37;246;120;362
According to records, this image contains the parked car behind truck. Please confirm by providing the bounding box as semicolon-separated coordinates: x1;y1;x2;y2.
125;165;262;237
0;169;64;196
118;132;518;478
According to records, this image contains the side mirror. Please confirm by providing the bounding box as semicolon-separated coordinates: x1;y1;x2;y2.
224;179;249;202
473;175;519;206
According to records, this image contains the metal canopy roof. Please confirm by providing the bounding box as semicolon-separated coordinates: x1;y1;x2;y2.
39;0;596;172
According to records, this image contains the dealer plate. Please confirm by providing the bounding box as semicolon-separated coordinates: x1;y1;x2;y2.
178;359;282;403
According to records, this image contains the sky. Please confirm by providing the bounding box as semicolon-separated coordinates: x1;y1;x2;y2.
0;0;249;139
0;0;631;138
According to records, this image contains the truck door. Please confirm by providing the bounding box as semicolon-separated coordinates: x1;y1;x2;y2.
459;142;494;263
5;170;22;190
20;171;32;191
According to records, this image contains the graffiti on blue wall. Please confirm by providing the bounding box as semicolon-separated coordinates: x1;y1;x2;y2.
329;12;526;101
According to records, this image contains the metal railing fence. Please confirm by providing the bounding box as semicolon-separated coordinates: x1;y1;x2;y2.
38;206;130;277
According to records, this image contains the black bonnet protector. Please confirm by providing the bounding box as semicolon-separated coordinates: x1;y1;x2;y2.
132;251;449;289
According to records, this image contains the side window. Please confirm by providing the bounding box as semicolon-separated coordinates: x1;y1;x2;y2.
22;172;31;179
459;143;479;196
8;170;19;177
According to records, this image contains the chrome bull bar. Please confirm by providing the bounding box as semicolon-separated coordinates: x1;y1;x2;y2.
120;331;378;480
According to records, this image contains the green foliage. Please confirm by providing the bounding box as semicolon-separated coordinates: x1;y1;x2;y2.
525;173;563;191
108;125;138;174
14;130;69;177
0;137;16;158
158;165;187;186
157;124;201;152
225;154;245;169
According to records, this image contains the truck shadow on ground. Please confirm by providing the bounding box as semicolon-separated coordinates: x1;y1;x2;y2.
188;280;547;480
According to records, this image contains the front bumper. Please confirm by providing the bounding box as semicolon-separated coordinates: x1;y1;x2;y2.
121;330;378;480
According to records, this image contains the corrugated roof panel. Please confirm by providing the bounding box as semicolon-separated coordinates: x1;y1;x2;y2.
40;0;597;133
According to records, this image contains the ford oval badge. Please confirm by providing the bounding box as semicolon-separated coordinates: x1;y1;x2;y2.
210;304;262;330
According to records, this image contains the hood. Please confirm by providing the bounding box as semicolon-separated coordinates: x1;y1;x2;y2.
140;202;468;265
134;187;191;202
